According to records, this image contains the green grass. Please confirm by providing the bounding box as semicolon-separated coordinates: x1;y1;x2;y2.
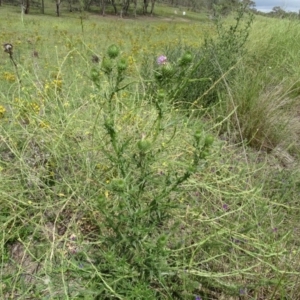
1;5;300;299
217;15;300;153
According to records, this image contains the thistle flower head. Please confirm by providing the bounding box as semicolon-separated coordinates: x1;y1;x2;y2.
157;55;167;65
3;43;13;54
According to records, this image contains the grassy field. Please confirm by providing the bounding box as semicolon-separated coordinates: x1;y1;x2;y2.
1;3;300;299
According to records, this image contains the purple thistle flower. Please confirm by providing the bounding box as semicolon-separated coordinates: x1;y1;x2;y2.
222;204;229;210
232;238;241;244
195;296;202;300
239;288;246;295
157;55;167;65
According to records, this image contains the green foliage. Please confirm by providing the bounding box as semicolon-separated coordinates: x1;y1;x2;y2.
145;51;211;107
190;4;254;105
215;17;300;150
141;4;254;107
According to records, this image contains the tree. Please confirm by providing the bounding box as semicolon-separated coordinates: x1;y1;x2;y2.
101;0;117;16
241;0;255;9
143;0;156;15
56;0;62;16
271;6;286;18
23;0;30;14
41;0;45;14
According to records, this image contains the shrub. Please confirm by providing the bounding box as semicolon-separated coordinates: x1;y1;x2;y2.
140;4;254;108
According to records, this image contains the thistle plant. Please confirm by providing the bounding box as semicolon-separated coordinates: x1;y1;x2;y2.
149;51;210;107
87;44;215;298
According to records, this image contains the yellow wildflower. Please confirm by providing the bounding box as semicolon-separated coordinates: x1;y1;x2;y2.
2;72;16;82
0;105;6;118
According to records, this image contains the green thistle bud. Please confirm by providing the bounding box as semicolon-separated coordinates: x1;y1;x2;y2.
102;57;113;73
137;139;151;153
194;130;202;141
90;67;100;82
204;135;214;147
200;150;209;159
187;165;196;173
111;178;126;192
157;235;167;247
107;44;120;59
179;51;193;66
117;58;128;72
157;89;166;100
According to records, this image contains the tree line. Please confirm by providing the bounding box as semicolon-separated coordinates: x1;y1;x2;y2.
0;0;256;17
254;6;300;19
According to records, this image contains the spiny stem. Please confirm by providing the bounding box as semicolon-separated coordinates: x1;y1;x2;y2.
9;53;21;84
